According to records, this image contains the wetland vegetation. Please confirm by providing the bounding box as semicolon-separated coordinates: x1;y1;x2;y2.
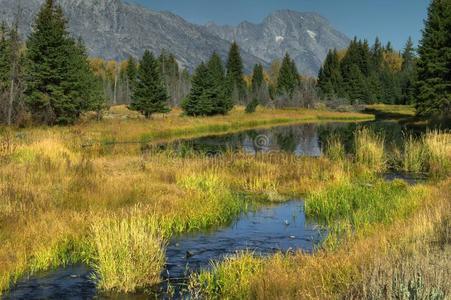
0;105;450;299
0;0;450;298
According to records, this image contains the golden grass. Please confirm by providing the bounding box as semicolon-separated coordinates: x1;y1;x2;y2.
0;133;352;293
15;105;373;153
354;127;386;173
91;211;166;292
0;107;448;296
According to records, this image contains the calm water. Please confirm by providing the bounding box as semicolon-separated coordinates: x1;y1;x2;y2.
5;201;323;299
151;118;442;157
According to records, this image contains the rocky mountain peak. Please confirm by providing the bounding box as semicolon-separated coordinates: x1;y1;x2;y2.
0;0;350;75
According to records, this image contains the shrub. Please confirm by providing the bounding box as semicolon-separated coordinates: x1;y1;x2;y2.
245;98;259;114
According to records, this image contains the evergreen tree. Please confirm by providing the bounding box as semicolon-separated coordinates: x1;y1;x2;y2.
245;97;259;113
251;64;264;93
126;56;137;91
346;64;367;103
277;53;299;97
226;42;246;102
207;52;232;114
25;0;101;124
0;22;11;123
400;37;418;104
416;0;451;117
371;37;384;73
318;49;342;97
182;63;213;116
182;53;232;116
129;50;170;118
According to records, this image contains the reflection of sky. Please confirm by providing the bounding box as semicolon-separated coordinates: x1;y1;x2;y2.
166;201;323;280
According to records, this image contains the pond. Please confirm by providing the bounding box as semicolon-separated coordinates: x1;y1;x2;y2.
4;201;323;299
150;118;444;157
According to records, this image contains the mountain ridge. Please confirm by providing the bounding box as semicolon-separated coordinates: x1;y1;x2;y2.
0;0;350;75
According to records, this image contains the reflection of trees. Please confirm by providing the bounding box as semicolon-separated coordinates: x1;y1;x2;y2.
317;121;428;155
275;128;297;153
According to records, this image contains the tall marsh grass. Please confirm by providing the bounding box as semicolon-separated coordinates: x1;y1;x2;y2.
91;212;166;292
401;134;426;173
424;130;451;178
400;130;450;178
354;127;386;172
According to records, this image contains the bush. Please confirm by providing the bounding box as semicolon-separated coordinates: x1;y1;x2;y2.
245;98;259;114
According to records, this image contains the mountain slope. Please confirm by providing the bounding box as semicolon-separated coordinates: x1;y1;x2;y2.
206;10;350;76
0;0;265;72
0;1;350;75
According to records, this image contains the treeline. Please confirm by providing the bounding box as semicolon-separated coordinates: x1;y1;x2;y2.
89;51;191;107
318;37;416;105
0;0;105;125
318;0;450;117
0;0;319;125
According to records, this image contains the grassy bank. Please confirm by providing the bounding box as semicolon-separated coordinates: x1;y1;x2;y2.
11;106;373;151
364;104;416;118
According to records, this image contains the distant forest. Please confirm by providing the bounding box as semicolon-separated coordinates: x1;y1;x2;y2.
0;0;449;125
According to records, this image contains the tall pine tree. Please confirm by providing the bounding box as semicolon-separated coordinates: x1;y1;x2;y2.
208;52;232;114
416;0;451;117
277;53;299;97
182;52;232;116
130;50;170;118
182;63;213;116
25;0;101;124
318;49;342;98
400;37;417;104
251;64;264;93
226;42;246;103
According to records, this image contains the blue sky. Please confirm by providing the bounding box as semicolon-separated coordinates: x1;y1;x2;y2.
132;0;429;50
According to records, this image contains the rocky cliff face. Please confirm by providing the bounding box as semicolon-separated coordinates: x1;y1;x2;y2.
205;10;350;76
0;1;349;75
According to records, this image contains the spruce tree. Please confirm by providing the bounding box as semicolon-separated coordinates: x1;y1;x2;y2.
318;49;342;98
0;23;10;123
126;56;137;91
208;52;232;114
226;42;246;102
416;0;451;117
130;50;170;118
25;0;101;124
400;37;418;104
371;37;384;73
251;64;264;93
182;63;213;116
277;53;299;97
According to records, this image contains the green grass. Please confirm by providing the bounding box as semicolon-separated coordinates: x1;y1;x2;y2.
91;212;166;292
354;127;386;173
305;179;424;251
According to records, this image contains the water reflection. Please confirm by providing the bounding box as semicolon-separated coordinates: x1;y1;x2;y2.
152;119;449;157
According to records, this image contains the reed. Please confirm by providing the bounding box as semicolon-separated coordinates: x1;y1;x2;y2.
401;134;426;173
424;130;451;178
354;127;386;173
91;212;166;293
